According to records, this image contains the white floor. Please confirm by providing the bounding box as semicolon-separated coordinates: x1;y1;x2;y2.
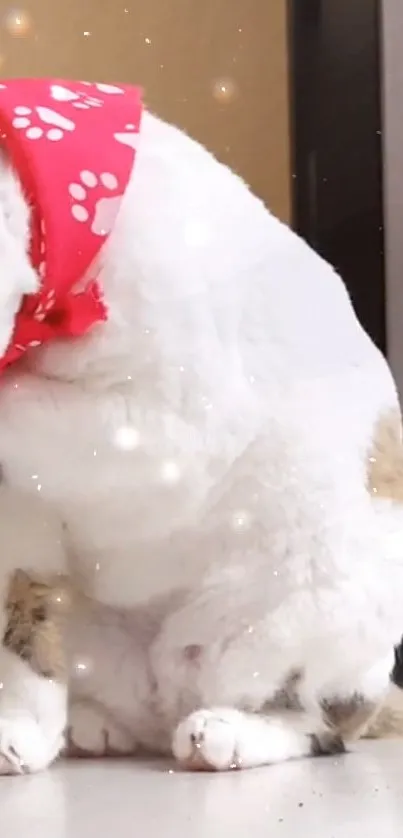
2;741;403;837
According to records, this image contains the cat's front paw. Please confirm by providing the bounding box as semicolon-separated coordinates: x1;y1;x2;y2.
0;716;63;775
172;708;243;771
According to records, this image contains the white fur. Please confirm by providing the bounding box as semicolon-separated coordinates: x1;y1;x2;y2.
0;487;67;772
0;653;65;773
172;709;313;769
0;109;401;772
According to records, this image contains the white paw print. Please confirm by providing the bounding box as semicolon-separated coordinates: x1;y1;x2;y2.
50;84;103;110
80;82;124;95
73;98;102;110
114;129;139;150
12;105;74;141
33;289;56;323
68;170;122;236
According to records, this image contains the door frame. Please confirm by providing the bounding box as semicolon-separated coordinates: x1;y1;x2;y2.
288;0;385;353
381;0;403;396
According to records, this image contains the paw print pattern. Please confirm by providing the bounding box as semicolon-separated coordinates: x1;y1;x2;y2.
12;105;75;141
68;170;122;236
33;289;55;322
50;84;103;110
0;77;142;373
114;126;140;150
80;82;124;95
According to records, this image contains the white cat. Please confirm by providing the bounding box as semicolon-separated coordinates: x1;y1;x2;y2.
0;79;401;774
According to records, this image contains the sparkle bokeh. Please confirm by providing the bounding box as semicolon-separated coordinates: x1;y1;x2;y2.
212;78;238;104
4;8;31;36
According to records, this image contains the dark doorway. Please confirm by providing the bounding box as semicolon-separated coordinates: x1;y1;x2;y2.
289;0;385;351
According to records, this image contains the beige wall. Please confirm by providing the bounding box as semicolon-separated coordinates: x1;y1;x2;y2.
1;0;291;221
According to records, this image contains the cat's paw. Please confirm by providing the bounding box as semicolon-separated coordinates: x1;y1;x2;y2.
0;716;62;775
66;700;137;757
172;708;245;771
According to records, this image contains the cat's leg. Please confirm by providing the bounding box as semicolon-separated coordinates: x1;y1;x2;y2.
172;707;347;771
0;486;70;774
0;569;68;774
172;654;392;771
0;648;66;774
172;696;382;771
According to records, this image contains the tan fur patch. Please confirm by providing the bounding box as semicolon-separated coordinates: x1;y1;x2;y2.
364;685;403;739
3;569;70;682
367;408;403;502
321;694;378;741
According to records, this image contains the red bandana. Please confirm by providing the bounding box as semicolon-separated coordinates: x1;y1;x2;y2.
0;78;143;370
